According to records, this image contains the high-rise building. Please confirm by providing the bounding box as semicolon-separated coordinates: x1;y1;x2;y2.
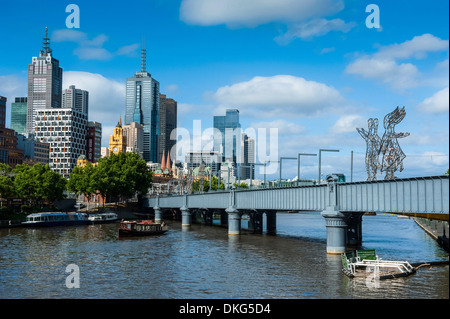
123;122;144;158
27;27;63;133
213;109;241;163
11;97;28;134
62;85;89;114
239;133;255;180
86;121;102;163
159;94;177;163
34;108;87;178
16;133;49;165
185;151;221;175
1;96;24;167
124;43;160;163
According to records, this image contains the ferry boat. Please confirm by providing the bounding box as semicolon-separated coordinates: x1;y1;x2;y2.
119;220;168;237
22;212;89;227
88;212;118;224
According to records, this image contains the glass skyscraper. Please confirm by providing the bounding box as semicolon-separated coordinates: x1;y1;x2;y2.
213;109;241;163
124;45;160;163
11;97;28;134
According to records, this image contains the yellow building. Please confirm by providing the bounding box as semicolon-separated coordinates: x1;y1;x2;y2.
109;117;127;155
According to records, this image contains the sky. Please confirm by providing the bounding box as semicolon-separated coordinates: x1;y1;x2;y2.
0;0;448;182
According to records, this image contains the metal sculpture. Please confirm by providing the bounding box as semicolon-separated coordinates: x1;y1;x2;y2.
357;106;409;180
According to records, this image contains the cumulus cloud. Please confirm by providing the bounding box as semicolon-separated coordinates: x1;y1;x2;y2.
180;0;344;27
417;87;449;113
210;75;348;118
330;115;366;134
346;34;449;90
63;71;125;146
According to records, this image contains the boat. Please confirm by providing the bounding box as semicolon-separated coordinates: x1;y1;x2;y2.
341;249;416;280
88;212;118;224
119;220;168;237
22;212;89;227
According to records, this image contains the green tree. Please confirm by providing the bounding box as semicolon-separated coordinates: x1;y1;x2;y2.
0;164;15;207
68;162;96;209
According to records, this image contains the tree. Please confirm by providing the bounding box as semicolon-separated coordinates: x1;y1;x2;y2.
68;162;96;209
0;164;15;207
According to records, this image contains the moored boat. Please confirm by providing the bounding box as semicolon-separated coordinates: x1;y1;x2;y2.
22;212;89;227
119;220;168;237
88;212;118;224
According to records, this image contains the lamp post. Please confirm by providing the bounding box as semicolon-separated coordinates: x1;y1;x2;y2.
318;149;339;184
279;157;297;186
297;153;316;185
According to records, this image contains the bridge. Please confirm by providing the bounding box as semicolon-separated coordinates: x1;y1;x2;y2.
145;175;449;254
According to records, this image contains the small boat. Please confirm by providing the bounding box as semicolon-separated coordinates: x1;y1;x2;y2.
88;212;118;224
119;220;168;237
22;212;89;227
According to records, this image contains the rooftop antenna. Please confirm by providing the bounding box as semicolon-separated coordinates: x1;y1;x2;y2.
42;27;51;55
141;36;147;72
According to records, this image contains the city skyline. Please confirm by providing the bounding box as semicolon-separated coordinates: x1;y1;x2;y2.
0;0;448;181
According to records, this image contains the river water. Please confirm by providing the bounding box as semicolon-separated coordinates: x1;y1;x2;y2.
0;212;448;299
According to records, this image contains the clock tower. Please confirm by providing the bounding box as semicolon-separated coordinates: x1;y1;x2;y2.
109;117;127;155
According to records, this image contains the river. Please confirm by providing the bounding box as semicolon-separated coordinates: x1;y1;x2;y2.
0;212;448;299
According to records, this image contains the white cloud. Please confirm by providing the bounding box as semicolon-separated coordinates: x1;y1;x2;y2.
345;34;449;90
211;75;348;118
275;18;355;44
180;0;344;28
330;115;366;134
63;71;125;146
417;87;449;113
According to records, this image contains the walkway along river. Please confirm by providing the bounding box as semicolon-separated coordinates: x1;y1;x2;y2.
0;212;448;298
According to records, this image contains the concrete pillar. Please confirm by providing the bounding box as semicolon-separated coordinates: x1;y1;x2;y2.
266;211;277;235
220;210;228;227
345;212;363;247
248;211;263;234
322;209;347;254
226;207;241;235
154;206;162;224
180;206;191;227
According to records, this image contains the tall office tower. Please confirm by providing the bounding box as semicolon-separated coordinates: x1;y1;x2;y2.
27;27;63;133
159;94;177;163
86;121;102;163
0;96;24;167
34;108;87;178
124;42;160;163
239;133;255;180
213;109;241;164
62;85;89;114
11;97;28;134
123;122;144;158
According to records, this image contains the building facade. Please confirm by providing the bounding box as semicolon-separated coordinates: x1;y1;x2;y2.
240;133;255;180
16;133;50;165
109;118;127;155
185;151;221;175
62;85;89;114
124;46;160;163
27;28;63;133
213;109;241;164
34;108;87;178
1;96;24;167
11;97;28;134
123;122;144;158
159;94;177;163
86;121;102;163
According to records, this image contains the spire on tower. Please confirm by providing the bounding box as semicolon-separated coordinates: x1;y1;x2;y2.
141;36;147;72
42;27;51;55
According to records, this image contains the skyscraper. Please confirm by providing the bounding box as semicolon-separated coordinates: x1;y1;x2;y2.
62;85;89;114
159;93;177;164
1;96;24;167
11;97;28;134
239;133;255;180
213;109;241;163
86;121;102;163
123;122;144;158
27;27;63;133
124;42;160;163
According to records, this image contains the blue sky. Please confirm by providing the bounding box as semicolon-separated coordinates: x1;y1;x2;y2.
0;0;448;181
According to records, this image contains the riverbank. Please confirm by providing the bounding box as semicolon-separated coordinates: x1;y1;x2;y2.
414;217;449;252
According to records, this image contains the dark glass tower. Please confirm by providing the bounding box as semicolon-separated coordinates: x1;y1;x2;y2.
213;109;241;163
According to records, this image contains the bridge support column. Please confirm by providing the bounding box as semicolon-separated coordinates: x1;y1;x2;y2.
181;206;191;227
248;211;263;234
154;206;162;224
266;211;277;235
345;212;363;247
226;207;241;236
322;208;347;254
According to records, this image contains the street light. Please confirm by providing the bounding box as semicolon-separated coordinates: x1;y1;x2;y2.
297;153;317;185
279;157;296;186
318;149;340;184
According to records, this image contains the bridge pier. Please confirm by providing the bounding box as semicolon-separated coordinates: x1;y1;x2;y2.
154;206;162;224
181;206;191;227
247;211;263;234
226;207;241;236
322;208;347;254
345;212;363;247
266;211;277;235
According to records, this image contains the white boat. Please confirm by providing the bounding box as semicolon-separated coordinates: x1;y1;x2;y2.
22;212;89;227
88;212;118;224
